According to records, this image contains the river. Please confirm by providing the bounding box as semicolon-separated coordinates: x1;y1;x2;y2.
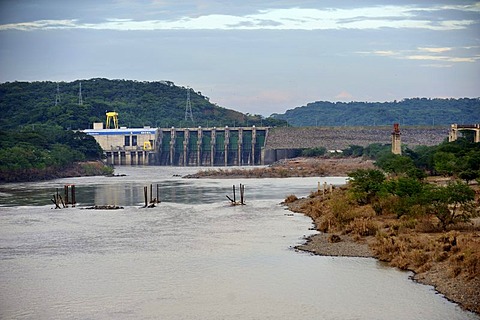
0;166;478;320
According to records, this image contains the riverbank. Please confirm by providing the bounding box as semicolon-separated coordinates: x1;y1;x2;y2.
285;186;480;315
184;157;375;178
0;161;113;183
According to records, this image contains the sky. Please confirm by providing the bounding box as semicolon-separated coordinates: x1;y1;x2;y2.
0;1;479;116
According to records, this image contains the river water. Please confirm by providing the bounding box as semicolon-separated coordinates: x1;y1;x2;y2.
0;166;478;320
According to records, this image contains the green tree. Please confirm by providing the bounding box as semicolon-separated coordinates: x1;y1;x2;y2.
433;151;457;176
459;169;479;184
375;154;416;176
301;147;327;157
384;177;427;217
348;169;386;205
426;181;477;230
342;145;364;157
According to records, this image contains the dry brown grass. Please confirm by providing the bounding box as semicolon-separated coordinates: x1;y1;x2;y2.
284;194;298;203
278;172;480;314
371;230;480;280
284;183;480;313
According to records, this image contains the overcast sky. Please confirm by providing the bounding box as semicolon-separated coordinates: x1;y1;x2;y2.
0;1;479;116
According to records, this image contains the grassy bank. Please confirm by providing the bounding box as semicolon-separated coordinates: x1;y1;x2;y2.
285;184;480;314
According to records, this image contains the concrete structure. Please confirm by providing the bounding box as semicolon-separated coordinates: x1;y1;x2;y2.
157;126;268;166
84;123;159;165
449;124;480;143
391;123;402;155
84;124;269;166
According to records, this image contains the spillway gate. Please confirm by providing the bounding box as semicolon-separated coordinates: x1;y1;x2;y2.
158;127;267;166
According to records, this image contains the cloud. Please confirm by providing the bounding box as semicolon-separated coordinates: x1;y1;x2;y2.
372;50;397;56
335;90;353;100
0;19;78;31
363;46;479;66
1;4;478;31
418;47;452;53
405;55;477;63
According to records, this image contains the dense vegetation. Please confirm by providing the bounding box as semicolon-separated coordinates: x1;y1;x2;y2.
0;125;110;182
0;78;286;130
331;138;479;232
285;139;480;312
271;98;480;127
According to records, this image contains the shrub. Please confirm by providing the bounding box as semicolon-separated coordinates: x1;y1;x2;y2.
284;194;298;203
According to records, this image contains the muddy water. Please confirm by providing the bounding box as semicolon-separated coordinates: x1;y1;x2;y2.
0;167;478;320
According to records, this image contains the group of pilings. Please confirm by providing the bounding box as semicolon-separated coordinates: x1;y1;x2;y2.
318;181;334;197
51;185;76;209
226;183;246;206
142;184;162;208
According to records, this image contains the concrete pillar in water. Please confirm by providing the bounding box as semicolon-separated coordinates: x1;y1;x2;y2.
183;128;189;166
197;127;203;166
224;126;230;166
211;128;216;166
237;128;243;165
251;126;257;165
391;123;401;155
126;151;131;165
169;127;176;165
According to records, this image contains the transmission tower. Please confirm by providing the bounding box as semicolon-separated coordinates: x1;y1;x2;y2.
78;82;83;106
55;83;61;106
184;87;194;123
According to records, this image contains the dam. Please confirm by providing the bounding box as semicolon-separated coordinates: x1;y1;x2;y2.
84;123;450;166
84;124;268;166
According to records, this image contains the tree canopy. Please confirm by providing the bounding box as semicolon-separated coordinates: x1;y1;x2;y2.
0;78;286;130
271;98;480;127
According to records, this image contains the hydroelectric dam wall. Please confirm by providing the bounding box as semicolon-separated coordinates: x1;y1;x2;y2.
157;127;267;166
84;125;449;166
84;126;268;166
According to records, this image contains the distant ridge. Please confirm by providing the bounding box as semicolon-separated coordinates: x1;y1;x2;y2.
0;78;286;130
270;98;480;127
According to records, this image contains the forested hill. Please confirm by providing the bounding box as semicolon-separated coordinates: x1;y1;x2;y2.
271;98;480;127
0;78;285;130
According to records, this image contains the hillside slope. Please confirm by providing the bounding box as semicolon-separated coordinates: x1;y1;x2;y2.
271;98;480;127
0;78;285;130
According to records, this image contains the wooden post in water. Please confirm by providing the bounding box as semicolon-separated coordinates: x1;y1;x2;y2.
51;194;60;209
64;185;69;206
233;185;236;204
156;184;160;203
150;184;153;203
240;183;245;205
71;185;76;207
143;186;148;207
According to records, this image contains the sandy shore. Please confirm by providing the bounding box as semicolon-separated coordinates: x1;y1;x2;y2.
295;233;373;257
